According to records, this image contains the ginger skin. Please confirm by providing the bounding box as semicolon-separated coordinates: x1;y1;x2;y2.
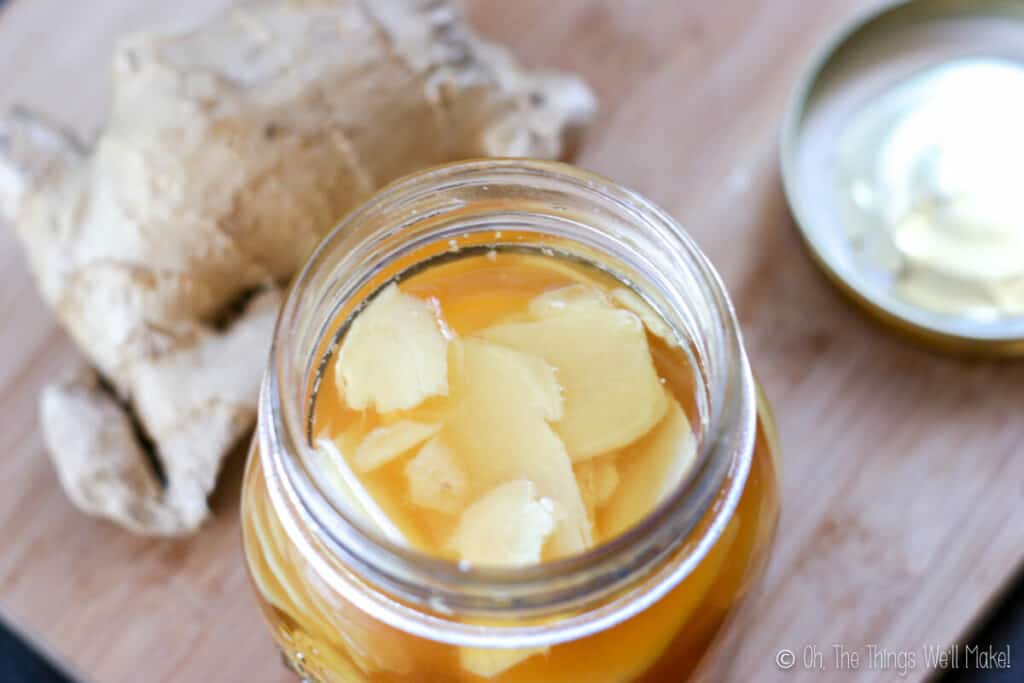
0;0;595;535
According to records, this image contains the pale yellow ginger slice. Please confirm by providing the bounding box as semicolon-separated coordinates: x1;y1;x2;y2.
575;455;619;524
336;283;449;413
459;646;548;679
446;339;591;555
603;398;698;538
353;420;441;472
405;435;466;515
507;253;601;290
480;286;668;460
331;418;370;459
313;438;409;546
449;480;556;567
495;345;565;422
528;283;608;316
610;287;679;347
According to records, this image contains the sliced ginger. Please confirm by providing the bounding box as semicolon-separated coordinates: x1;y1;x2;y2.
314;258;702;570
575;456;620;525
610;287;679;347
603;397;698;539
480;285;668;460
405;436;467;515
445;339;591;556
336;283;450;413
353;420;441;472
313;439;409;546
527;283;609;316
449;480;556;567
459;646;549;679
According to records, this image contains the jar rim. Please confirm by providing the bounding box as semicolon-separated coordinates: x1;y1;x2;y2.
260;159;758;647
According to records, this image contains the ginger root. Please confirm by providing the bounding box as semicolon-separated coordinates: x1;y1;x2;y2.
0;0;595;535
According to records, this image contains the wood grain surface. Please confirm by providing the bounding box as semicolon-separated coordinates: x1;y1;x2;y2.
1;1;1022;682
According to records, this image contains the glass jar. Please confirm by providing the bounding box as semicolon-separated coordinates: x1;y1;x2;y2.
241;160;781;682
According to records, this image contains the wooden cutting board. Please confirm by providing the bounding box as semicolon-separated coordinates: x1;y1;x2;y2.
1;1;1022;681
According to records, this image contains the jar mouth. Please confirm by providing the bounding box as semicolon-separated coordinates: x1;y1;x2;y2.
261;159;757;648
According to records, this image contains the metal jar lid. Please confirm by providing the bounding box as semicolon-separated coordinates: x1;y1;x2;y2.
781;0;1024;357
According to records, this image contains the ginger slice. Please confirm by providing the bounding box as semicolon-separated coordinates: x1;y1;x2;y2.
480;286;668;461
603;397;698;539
459;646;549;679
352;420;441;472
574;456;620;525
445;339;591;556
486;343;564;422
336;283;449;413
527;283;609;317
332;418;370;459
313;438;409;546
512;255;601;291
610;288;679;347
449;480;556;567
405;435;467;515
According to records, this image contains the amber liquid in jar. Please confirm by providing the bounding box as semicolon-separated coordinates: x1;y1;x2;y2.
242;236;780;682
